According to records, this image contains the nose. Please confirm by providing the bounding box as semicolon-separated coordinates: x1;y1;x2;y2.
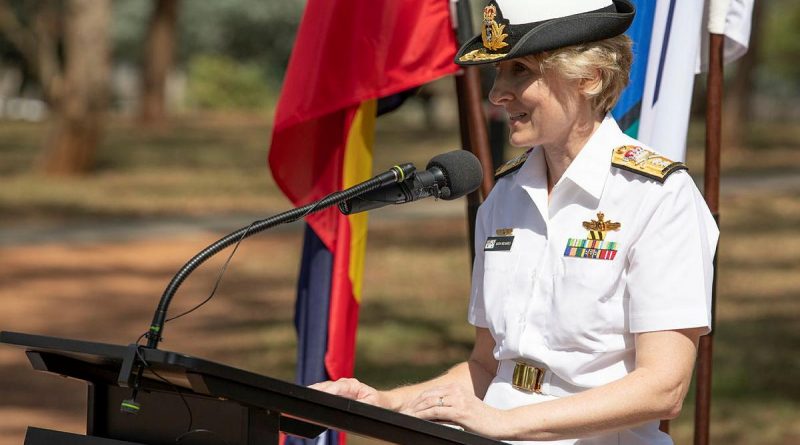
488;73;513;106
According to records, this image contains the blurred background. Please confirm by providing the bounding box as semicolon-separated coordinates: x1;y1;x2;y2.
0;1;798;444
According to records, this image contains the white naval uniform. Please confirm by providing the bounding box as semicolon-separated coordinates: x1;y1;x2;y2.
468;116;719;445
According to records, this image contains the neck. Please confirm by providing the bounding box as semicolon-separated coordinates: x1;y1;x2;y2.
543;112;603;193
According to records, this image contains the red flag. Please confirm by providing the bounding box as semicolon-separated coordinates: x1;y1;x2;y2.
270;0;458;248
269;0;458;397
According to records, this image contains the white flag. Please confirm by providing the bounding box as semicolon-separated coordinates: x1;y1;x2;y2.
611;0;755;162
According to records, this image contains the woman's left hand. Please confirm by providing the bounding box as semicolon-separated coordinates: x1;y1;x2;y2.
401;383;507;438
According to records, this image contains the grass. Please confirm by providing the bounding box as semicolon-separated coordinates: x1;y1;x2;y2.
0;112;798;444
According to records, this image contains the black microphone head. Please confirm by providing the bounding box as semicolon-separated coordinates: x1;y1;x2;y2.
426;150;483;200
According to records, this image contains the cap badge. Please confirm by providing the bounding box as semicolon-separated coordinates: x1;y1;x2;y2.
563;212;621;260
482;5;509;51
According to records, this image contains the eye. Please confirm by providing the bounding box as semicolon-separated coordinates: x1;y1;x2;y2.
511;62;528;74
494;61;529;76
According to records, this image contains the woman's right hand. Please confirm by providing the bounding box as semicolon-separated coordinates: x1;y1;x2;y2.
310;378;391;409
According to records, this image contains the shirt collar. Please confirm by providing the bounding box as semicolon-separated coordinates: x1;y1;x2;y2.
559;115;622;200
513;146;549;221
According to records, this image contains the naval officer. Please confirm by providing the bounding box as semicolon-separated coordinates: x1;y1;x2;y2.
314;1;718;443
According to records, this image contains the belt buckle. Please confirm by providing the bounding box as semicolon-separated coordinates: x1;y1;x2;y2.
512;361;545;394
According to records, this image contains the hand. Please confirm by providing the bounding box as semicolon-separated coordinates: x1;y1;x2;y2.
401;383;506;438
310;378;389;409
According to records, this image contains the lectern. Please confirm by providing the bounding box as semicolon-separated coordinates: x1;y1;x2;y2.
1;331;504;445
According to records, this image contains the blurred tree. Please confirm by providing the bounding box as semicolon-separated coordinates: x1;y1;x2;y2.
761;0;800;88
723;0;763;150
114;0;303;82
139;0;180;125
0;0;110;175
756;0;800;122
214;2;303;85
186;55;271;111
110;0;303;112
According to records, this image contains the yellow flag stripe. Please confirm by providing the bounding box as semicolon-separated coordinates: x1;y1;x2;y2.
343;100;376;303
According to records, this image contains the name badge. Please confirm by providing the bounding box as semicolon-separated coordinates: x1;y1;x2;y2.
484;236;514;251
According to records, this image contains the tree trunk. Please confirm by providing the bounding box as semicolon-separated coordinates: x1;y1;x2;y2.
39;0;111;175
139;0;180;125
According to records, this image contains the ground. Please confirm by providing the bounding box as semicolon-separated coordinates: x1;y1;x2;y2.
0;116;798;444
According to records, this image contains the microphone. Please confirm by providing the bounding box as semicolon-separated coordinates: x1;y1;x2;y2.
339;150;483;215
125;160;419;413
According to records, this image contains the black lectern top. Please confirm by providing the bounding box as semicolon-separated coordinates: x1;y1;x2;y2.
2;331;506;445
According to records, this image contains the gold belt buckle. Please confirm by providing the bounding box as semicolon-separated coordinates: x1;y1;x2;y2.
512;361;545;393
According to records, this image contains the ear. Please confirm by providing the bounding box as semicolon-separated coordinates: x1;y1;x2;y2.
579;68;603;96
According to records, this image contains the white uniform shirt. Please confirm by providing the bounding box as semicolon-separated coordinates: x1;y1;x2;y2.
468;116;719;445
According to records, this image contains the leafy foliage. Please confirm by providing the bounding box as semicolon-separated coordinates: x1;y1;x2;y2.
760;0;800;92
186;55;273;110
112;0;304;87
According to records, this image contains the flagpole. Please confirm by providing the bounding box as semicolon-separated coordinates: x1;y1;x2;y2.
694;31;724;445
452;0;495;261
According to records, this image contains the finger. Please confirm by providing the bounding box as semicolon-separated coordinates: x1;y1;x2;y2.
407;394;448;417
310;380;334;391
404;395;435;414
417;384;464;405
312;378;358;396
413;404;453;422
410;388;447;408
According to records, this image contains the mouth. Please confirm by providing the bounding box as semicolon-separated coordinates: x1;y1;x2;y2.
508;112;527;122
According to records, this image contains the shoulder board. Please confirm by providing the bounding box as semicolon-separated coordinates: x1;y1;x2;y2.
611;145;687;183
494;151;529;179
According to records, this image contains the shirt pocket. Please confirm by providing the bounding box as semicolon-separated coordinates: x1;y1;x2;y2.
545;258;628;352
482;249;521;338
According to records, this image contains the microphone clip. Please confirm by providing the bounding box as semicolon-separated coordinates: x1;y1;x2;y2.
432;183;451;200
118;343;146;415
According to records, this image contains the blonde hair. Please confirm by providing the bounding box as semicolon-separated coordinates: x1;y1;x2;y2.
532;35;633;114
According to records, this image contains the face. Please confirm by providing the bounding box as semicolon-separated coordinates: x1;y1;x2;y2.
489;57;590;148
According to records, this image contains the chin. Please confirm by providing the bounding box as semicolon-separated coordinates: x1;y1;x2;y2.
509;134;537;148
508;126;541;148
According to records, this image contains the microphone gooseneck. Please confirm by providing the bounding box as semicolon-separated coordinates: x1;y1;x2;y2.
144;162;415;348
126;151;480;415
127;161;419;414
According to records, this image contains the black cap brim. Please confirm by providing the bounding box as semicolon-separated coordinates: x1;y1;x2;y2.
455;0;635;66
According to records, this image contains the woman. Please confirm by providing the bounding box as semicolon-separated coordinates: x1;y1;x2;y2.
314;1;718;443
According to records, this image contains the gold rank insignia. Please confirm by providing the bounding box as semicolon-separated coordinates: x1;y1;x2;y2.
496;228;513;236
494;150;529;179
611;145;688;183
